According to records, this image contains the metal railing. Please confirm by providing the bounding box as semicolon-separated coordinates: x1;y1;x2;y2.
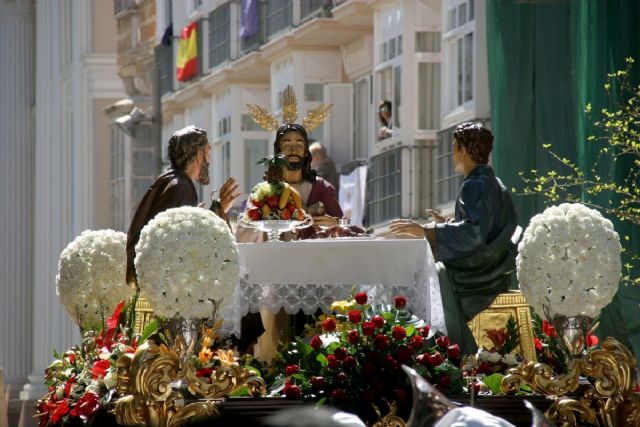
266;0;293;38
301;0;331;22
366;147;402;227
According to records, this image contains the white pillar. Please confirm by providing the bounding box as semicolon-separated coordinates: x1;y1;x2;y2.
0;0;35;399
21;0;79;401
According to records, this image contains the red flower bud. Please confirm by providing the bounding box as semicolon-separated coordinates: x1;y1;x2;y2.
430;352;445;366
420;325;431;337
411;335;424;350
362;321;375;336
344;356;357;370
91;359;110;379
285;364;300;376
334;347;348;361
384;355;398;370
447;344;461;359
284;384;301;399
354;292;368;305
394;295;407;309
347;329;360;345
322;318;337;332
310;335;322;350
331;388;347;403
334;372;348;384
392;326;407;340
372;315;385;328
310;376;325;388
374;334;389;350
327;354;340;369
348;310;362;324
436;335;450;349
416;352;432;366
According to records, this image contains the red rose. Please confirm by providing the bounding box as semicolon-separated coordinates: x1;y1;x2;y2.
362;321;375;336
322;318;337;332
69;392;100;419
344;356;357;370
436;335;450;349
420;325;431;337
334;347;348;361
285;364;300;376
362;362;377;378
374;334;389;350
354;292;368;305
331;388;347;403
327;354;340;369
310;376;325;388
430;352;445;366
394;295;407;309
284;384;301;399
334;372;348;384
348;310;362;324
392;326;407;340
372;315;385;328
91;359;110;379
417;352;432;366
396;345;413;363
196;367;214;378
534;337;542;351
348;329;360;344
411;335;424;350
438;375;452;388
310;335;322;350
447;344;461;359
384;355;398;370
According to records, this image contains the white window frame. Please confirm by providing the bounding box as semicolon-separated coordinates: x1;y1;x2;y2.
443;0;475;116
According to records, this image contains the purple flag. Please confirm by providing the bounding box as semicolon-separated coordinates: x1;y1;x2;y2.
240;0;259;39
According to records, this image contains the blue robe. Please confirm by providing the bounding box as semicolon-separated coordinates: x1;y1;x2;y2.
429;165;518;354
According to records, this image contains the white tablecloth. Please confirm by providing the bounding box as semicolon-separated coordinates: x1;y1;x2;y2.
221;238;445;337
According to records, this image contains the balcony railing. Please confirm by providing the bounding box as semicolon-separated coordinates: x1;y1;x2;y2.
301;0;331;22
266;0;293;38
209;4;231;68
366;147;402;227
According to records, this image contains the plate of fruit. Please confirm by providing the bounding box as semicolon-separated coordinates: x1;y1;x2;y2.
238;154;313;241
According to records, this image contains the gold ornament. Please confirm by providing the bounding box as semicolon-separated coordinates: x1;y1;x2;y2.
372;401;406;427
114;340;265;426
501;337;640;426
247;85;332;133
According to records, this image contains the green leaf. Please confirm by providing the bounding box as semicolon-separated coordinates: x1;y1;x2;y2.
382;312;395;323
140;319;159;343
482;373;505;395
405;325;415;337
326;342;341;354
316;353;328;367
294;337;313;359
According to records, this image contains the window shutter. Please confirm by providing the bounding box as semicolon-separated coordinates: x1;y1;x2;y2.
323;83;353;168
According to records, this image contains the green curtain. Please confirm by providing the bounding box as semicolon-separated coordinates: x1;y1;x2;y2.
487;0;640;354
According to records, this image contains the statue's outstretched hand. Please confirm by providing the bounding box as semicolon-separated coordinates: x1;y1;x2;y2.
388;219;425;239
219;177;242;214
425;209;446;224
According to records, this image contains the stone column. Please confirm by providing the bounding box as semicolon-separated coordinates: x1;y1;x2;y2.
20;0;79;402
0;0;35;398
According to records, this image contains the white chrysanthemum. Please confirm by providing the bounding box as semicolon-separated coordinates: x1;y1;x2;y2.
56;229;131;329
517;203;622;318
135;206;239;319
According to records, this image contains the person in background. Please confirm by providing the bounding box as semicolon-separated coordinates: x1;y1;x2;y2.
309;141;340;192
377;100;394;140
389;122;518;355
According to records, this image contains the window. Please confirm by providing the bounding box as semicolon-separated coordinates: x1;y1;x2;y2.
304;83;324;102
418;63;441;130
244;139;269;191
110;127;126;231
366;147;402;226
393;66;401;128
209;4;230;68
218;116;231;137
354;77;371;159
416;31;441;53
222;141;231;182
435;125;464;205
266;0;292;38
241;114;264;131
445;0;474;111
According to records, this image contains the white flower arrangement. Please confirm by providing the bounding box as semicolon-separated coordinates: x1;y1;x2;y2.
517;203;622;318
135;206;239;319
56;229;131;329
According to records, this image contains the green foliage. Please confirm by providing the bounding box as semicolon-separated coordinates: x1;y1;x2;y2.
502;316;521;355
520;57;639;286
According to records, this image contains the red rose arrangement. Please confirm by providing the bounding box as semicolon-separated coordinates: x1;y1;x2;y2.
37;299;150;426
271;293;464;424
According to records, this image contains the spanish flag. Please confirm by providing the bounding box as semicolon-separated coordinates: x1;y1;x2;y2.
176;22;198;81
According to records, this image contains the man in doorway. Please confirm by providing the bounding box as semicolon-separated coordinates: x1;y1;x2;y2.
309;141;340;192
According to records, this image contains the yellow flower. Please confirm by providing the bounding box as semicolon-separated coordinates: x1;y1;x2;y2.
330;299;355;314
199;347;214;364
214;349;239;369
